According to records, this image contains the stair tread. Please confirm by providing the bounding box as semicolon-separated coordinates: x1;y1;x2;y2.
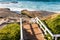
23;24;31;29
23;23;45;40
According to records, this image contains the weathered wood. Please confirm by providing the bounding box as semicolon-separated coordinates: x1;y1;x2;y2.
23;23;45;40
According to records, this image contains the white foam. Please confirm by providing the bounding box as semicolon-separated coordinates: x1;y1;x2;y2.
0;3;36;11
0;2;60;13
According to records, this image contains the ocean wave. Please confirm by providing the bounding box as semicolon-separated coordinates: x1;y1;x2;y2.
0;1;60;13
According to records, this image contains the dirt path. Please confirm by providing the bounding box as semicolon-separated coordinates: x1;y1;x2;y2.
23;23;45;40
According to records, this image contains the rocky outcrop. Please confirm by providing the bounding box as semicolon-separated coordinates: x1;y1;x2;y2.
0;8;20;25
0;8;20;18
21;10;56;20
45;13;60;20
0;8;10;11
21;10;34;18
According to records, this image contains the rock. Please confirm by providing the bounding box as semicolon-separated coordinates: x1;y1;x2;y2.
21;10;56;20
0;8;21;24
21;10;33;18
0;8;10;11
0;8;20;18
45;13;60;20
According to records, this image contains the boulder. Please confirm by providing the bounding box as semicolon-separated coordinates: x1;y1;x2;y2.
0;8;10;11
21;10;33;18
21;10;56;20
0;8;20;18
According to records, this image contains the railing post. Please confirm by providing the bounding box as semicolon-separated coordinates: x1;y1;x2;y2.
40;24;47;35
20;18;23;40
55;37;57;40
51;36;54;40
35;18;39;24
44;30;47;35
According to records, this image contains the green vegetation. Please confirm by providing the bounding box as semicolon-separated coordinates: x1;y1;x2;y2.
45;32;52;40
0;23;20;40
45;15;60;34
43;14;60;40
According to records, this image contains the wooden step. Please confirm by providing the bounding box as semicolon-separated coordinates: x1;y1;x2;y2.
31;23;39;28
23;23;45;40
31;24;42;34
23;24;31;30
36;34;45;40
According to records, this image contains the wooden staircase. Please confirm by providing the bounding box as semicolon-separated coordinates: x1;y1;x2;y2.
23;23;45;40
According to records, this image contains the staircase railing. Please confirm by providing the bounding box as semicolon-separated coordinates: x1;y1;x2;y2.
35;17;60;40
20;18;24;40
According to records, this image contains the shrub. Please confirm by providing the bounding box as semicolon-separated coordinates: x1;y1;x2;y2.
44;14;60;40
0;23;20;40
45;15;60;34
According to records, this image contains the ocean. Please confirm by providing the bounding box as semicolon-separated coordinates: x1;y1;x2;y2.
0;0;60;13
